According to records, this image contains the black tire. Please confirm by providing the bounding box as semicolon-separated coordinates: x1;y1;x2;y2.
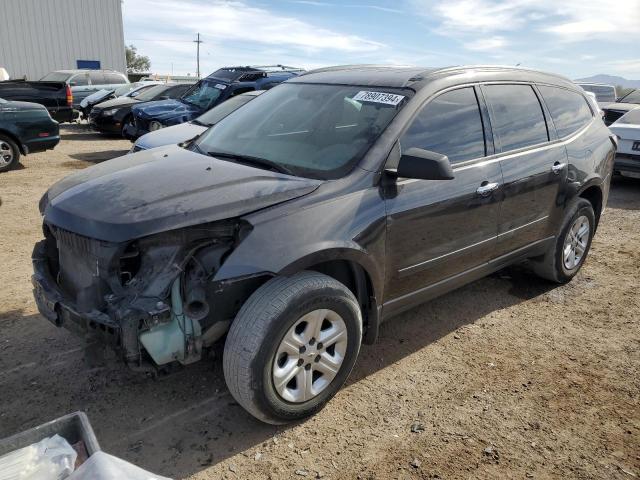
121;115;132;138
223;271;362;424
0;134;20;173
532;198;595;283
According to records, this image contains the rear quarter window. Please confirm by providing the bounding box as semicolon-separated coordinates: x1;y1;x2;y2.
89;72;106;85
483;84;548;152
539;86;593;138
105;73;127;84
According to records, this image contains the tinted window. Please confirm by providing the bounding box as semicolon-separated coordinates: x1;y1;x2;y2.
134;85;171;101
105;72;126;84
484;84;548;152
164;84;191;98
89;72;105;84
539;86;593;138
400;87;485;163
69;73;89;86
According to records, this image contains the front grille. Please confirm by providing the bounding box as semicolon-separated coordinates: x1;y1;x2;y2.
604;109;625;126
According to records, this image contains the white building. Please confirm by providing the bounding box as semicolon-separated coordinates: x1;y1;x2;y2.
0;0;126;80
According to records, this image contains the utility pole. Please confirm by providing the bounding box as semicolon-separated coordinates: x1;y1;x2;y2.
193;33;203;79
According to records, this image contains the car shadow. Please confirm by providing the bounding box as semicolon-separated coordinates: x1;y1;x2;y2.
0;265;555;479
608;175;640;211
68;150;130;163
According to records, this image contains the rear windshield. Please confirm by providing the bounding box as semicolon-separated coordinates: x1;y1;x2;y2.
40;72;72;82
615;108;640;125
194;83;410;179
618;90;640;105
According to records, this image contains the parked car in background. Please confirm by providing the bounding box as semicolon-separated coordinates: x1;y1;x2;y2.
33;65;614;424
40;70;129;109
584;91;604;119
576;82;617;106
89;83;193;136
0;98;59;172
0;79;73;122
79;82;163;118
602;89;640;126
130;90;264;152
609;108;640;178
0;68;9;81
126;65;302;140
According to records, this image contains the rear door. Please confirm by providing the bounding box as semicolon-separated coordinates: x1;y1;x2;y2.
481;83;566;255
384;86;502;313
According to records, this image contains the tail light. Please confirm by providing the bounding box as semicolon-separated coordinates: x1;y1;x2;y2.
66;85;73;107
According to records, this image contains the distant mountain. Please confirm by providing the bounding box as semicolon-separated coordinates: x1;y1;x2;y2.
575;74;640;88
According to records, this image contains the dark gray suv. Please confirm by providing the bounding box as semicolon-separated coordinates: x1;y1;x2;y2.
33;65;615;424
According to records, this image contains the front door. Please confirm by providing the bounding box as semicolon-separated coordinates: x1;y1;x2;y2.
383;86;502;316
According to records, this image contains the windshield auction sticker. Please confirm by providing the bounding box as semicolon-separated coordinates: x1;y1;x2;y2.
215;84;227;90
352;91;405;106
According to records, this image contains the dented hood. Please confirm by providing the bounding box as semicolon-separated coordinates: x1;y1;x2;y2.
42;145;322;242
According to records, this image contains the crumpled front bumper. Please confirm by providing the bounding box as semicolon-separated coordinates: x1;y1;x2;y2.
32;240;119;341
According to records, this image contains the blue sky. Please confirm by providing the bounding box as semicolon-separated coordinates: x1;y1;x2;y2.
122;0;640;80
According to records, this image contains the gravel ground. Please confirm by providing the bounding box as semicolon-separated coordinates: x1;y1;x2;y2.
0;124;638;479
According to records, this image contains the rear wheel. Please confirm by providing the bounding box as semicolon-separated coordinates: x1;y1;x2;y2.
532;198;595;283
223;271;362;424
0;135;20;173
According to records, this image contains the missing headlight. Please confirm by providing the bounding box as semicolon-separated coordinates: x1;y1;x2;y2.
119;242;141;285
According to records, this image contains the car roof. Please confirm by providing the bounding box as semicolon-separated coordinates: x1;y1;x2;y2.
52;69;124;74
289;64;577;91
240;90;265;97
576;82;615;87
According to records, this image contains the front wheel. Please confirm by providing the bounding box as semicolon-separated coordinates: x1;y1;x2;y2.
223;271;362;424
532;198;595;283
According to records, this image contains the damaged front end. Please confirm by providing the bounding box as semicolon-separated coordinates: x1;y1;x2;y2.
32;219;265;371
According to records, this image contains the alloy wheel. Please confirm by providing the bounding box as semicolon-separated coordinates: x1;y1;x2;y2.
272;309;348;403
563;215;590;270
0;141;14;167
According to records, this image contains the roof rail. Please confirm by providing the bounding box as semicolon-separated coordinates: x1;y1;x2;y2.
248;64;306;74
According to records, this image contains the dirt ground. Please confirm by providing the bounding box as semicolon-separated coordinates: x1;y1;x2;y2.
0;124;638;479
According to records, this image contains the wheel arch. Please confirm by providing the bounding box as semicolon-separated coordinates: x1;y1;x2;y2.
578;183;603;229
278;248;383;345
0;128;26;155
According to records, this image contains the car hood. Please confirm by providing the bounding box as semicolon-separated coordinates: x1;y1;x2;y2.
81;89;115;108
136;122;207;150
133;99;200;123
98;96;139;109
42;145;322;243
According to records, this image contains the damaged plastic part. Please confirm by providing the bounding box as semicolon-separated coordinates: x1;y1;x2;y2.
139;278;202;366
0;434;77;480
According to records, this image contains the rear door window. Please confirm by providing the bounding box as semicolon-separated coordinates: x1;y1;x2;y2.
483;84;548;152
538;86;593;138
105;73;126;84
400;87;486;163
70;73;89;86
89;71;106;85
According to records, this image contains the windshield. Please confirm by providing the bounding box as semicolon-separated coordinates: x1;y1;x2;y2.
578;84;616;103
181;80;226;109
134;84;171;102
196;94;257;126
40;72;72;82
194;83;409;179
615;108;640;125
115;83;138;96
618;89;640;105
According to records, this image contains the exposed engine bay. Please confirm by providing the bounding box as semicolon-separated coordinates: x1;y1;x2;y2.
32;219;268;371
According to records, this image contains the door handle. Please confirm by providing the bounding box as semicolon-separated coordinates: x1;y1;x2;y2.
551;162;566;174
476;182;500;196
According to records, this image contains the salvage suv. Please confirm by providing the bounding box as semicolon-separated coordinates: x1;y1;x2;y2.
33;65;615;424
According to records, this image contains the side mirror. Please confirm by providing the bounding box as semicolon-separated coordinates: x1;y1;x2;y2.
391;148;454;181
